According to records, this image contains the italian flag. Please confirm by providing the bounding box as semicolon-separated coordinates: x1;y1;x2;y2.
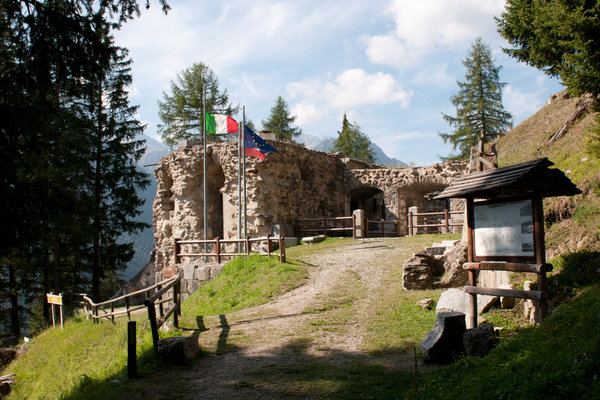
205;113;238;134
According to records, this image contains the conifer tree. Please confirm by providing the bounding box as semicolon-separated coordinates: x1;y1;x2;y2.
158;63;238;146
261;96;302;141
330;113;374;162
439;37;512;160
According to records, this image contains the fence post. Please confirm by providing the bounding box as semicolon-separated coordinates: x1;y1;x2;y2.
126;297;131;321
127;321;138;379
323;217;327;236
246;237;250;255
147;303;159;356
444;209;449;234
381;219;385;237
279;235;286;263
215;237;221;263
157;283;164;319
173;281;179;329
110;302;115;324
267;233;272;256
408;212;413;235
352;214;356;239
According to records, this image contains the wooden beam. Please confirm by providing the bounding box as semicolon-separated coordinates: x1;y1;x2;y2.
463;285;543;301
463;262;551;274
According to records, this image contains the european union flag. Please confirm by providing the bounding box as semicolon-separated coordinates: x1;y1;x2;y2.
243;126;277;160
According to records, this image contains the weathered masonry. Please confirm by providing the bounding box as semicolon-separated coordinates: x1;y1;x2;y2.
153;140;467;272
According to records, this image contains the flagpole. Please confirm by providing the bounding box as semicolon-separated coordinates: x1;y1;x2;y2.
202;89;208;259
242;106;247;245
237;119;242;252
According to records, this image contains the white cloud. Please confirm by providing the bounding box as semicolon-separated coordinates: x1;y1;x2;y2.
286;69;412;124
504;85;549;124
363;0;506;67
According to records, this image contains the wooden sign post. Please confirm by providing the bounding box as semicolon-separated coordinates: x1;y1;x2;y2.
47;293;64;329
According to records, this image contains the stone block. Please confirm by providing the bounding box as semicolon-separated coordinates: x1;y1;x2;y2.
181;263;196;280
210;264;224;279
195;266;210;281
420;312;466;363
157;336;200;365
302;235;325;244
425;246;446;256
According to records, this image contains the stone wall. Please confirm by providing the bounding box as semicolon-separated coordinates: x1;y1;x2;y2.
153;140;468;272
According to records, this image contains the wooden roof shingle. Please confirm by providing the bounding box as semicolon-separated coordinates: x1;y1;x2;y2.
434;158;581;199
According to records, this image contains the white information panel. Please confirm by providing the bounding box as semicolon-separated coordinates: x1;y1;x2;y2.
473;199;534;258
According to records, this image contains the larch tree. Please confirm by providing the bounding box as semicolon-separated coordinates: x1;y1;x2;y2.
330;113;374;163
439;37;513;160
261;96;302;141
158;63;239;147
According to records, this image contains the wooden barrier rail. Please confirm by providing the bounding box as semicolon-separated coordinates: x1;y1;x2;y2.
144;272;182;355
407;209;463;235
80;274;180;324
296;216;355;238
365;218;400;237
174;234;286;264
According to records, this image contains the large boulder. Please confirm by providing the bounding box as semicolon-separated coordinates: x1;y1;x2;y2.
436;288;498;329
157;336;200;365
438;242;468;287
420;312;466;363
402;251;444;290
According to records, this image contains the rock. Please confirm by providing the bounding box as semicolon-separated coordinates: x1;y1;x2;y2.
157;336;200;365
402;252;444;290
499;284;516;309
0;348;17;366
420;312;466;363
416;298;435;310
436;288;497;329
424;246;446;256
463;323;498;357
302;235;325;244
437;242;468;288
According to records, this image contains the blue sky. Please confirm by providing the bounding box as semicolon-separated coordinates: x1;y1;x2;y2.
115;0;564;166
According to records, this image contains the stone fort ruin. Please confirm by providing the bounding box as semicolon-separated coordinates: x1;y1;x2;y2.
152;138;467;274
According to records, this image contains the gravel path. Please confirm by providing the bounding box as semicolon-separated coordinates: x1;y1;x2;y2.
127;238;420;399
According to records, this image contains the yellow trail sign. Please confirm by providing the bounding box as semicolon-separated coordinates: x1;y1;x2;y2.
46;293;62;305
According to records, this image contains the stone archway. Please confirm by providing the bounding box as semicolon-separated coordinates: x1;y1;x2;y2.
206;163;225;239
348;186;385;221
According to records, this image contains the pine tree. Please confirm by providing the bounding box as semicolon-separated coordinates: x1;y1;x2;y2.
261;96;302;141
439;37;512;160
158;63;239;147
497;0;600;98
84;37;150;301
330;113;374;162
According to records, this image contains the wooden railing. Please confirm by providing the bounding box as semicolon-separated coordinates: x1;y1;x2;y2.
80;274;180;324
407;209;463;235
366;218;400;237
296;216;355;238
174;234;286;264
144;272;182;355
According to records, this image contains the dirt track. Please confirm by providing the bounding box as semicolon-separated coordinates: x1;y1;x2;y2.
126;238;426;399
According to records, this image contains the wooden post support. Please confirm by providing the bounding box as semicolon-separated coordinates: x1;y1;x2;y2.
111;302;115;324
444;208;449;234
533;190;547;323
245;237;250;255
172;283;179;329
126;297;131;321
323;217;327;236
173;238;181;265
381;219;385;236
408;211;413;236
466;197;477;329
157;284;164;319
147;303;159;356
279;235;286;263
215;237;221;263
352;213;356;239
267;234;272;256
127;321;138;379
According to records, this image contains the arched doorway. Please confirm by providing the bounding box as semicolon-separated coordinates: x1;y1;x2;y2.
348;186;385;221
206;163;225;239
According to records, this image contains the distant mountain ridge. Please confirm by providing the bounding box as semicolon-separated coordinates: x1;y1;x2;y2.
298;133;408;167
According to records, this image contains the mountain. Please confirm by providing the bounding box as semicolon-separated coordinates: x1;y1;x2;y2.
298;133;408;167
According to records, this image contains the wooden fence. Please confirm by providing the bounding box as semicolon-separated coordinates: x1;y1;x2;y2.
173;234;286;264
296;216;355;238
144;273;182;354
407;209;463;235
366;218;400;237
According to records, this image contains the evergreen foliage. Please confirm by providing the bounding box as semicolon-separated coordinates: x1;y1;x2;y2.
439;37;512;160
497;0;600;98
0;0;163;336
330;113;374;162
158;62;238;146
261;96;302;141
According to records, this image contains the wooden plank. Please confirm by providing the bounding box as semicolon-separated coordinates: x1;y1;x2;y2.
463;262;551;273
463;285;543;300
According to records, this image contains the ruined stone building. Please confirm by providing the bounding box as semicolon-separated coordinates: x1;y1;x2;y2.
152;138;467;272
